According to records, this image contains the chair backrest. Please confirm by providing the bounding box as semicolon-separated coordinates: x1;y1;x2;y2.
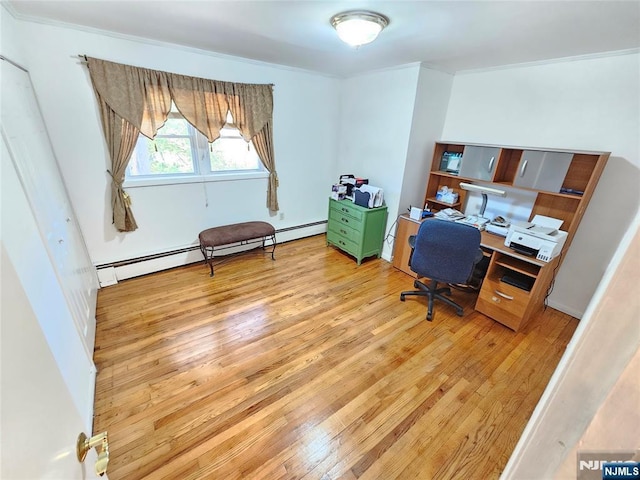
410;219;482;284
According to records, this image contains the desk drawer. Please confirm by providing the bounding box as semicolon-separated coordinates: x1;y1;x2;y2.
476;277;530;330
329;201;364;223
327;230;358;256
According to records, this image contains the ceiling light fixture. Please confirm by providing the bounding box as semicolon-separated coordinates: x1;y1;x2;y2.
330;10;389;47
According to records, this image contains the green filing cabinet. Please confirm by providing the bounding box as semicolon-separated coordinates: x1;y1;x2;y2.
326;198;388;265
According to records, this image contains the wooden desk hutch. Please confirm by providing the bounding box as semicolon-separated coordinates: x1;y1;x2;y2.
392;141;609;331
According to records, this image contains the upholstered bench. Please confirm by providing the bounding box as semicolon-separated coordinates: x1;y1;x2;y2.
198;221;276;276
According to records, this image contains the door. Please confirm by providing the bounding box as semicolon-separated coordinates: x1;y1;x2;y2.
459;145;500;181
1;56;98;356
514;150;573;192
1;57;97;428
1;247;106;479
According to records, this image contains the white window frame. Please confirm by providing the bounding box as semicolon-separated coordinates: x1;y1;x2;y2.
124;112;267;188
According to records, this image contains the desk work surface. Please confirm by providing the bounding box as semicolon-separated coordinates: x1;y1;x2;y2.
397;214;547;267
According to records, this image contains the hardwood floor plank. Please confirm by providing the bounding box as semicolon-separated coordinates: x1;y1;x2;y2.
93;235;578;479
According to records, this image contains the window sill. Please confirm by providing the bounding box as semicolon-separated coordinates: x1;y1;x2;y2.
123;171;269;188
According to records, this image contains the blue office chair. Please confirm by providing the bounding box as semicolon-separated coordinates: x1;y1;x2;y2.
400;219;483;321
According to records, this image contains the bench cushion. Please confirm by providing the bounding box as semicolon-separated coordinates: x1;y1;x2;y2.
199;221;275;248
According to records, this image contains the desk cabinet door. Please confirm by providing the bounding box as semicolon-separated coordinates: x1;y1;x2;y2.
513;151;572;192
459;146;500;181
476;277;530;331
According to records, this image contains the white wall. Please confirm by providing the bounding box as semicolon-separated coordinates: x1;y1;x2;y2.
1;6;24;63
399;66;454;213
12;18;341;268
442;52;640;317
337;64;420;259
502;210;640;479
8;12;639;317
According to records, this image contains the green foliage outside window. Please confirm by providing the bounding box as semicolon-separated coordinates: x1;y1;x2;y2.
127;113;263;178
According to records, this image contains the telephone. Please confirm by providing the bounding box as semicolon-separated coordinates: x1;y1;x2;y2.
434;208;464;220
490;215;510;227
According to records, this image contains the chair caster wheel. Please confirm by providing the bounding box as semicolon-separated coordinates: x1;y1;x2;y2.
400;294;405;301
456;309;463;317
426;312;433;321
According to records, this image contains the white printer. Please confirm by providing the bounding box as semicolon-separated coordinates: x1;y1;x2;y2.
504;215;568;263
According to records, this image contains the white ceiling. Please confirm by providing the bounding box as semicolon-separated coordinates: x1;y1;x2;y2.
7;1;640;76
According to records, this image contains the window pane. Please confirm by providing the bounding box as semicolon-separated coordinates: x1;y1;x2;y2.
126;113;266;181
209;137;261;171
128;135;195;175
161;117;190;136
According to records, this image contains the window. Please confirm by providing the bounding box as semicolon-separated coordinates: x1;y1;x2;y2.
126;110;264;183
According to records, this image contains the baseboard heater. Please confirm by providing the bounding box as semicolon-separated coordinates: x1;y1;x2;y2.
94;220;327;270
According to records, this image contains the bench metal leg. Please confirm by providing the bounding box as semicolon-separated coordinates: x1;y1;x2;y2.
200;231;276;278
268;234;276;260
200;244;214;277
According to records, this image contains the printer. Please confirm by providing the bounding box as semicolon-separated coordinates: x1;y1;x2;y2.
504;215;568;262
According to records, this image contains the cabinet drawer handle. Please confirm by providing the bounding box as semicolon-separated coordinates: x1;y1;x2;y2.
520;160;528;177
341;207;349;213
341;217;349;224
488;156;495;172
495;290;514;301
340;229;347;235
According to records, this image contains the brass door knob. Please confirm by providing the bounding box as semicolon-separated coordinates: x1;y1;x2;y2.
77;431;109;476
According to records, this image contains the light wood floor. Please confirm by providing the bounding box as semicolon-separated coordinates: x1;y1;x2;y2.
93;234;577;480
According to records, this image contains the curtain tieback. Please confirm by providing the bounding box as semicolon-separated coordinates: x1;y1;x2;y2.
269;171;279;187
108;170;132;206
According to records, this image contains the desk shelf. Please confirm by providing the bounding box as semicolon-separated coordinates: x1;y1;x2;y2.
494;255;540;279
425;197;462;209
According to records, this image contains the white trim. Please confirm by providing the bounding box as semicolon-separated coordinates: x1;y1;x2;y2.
105;224;327;281
96;267;117;287
124;171;269;188
85;365;97;433
545;299;584;320
3;4;340;79
455;48;640;76
5;3;637;79
343;62;423;79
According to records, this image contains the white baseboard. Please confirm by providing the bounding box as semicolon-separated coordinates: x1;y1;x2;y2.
545;299;584;319
96;266;117;287
115;249;203;281
98;223;327;284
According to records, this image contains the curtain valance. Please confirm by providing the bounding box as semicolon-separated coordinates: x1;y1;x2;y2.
87;57;273;142
86;57;277;232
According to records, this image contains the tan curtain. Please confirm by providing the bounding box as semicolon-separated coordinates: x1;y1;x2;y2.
93;98;140;231
228;82;279;211
251;121;279;211
89;74;142;231
169;75;228;142
226;82;273;141
86;57;278;232
87;58;172;139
